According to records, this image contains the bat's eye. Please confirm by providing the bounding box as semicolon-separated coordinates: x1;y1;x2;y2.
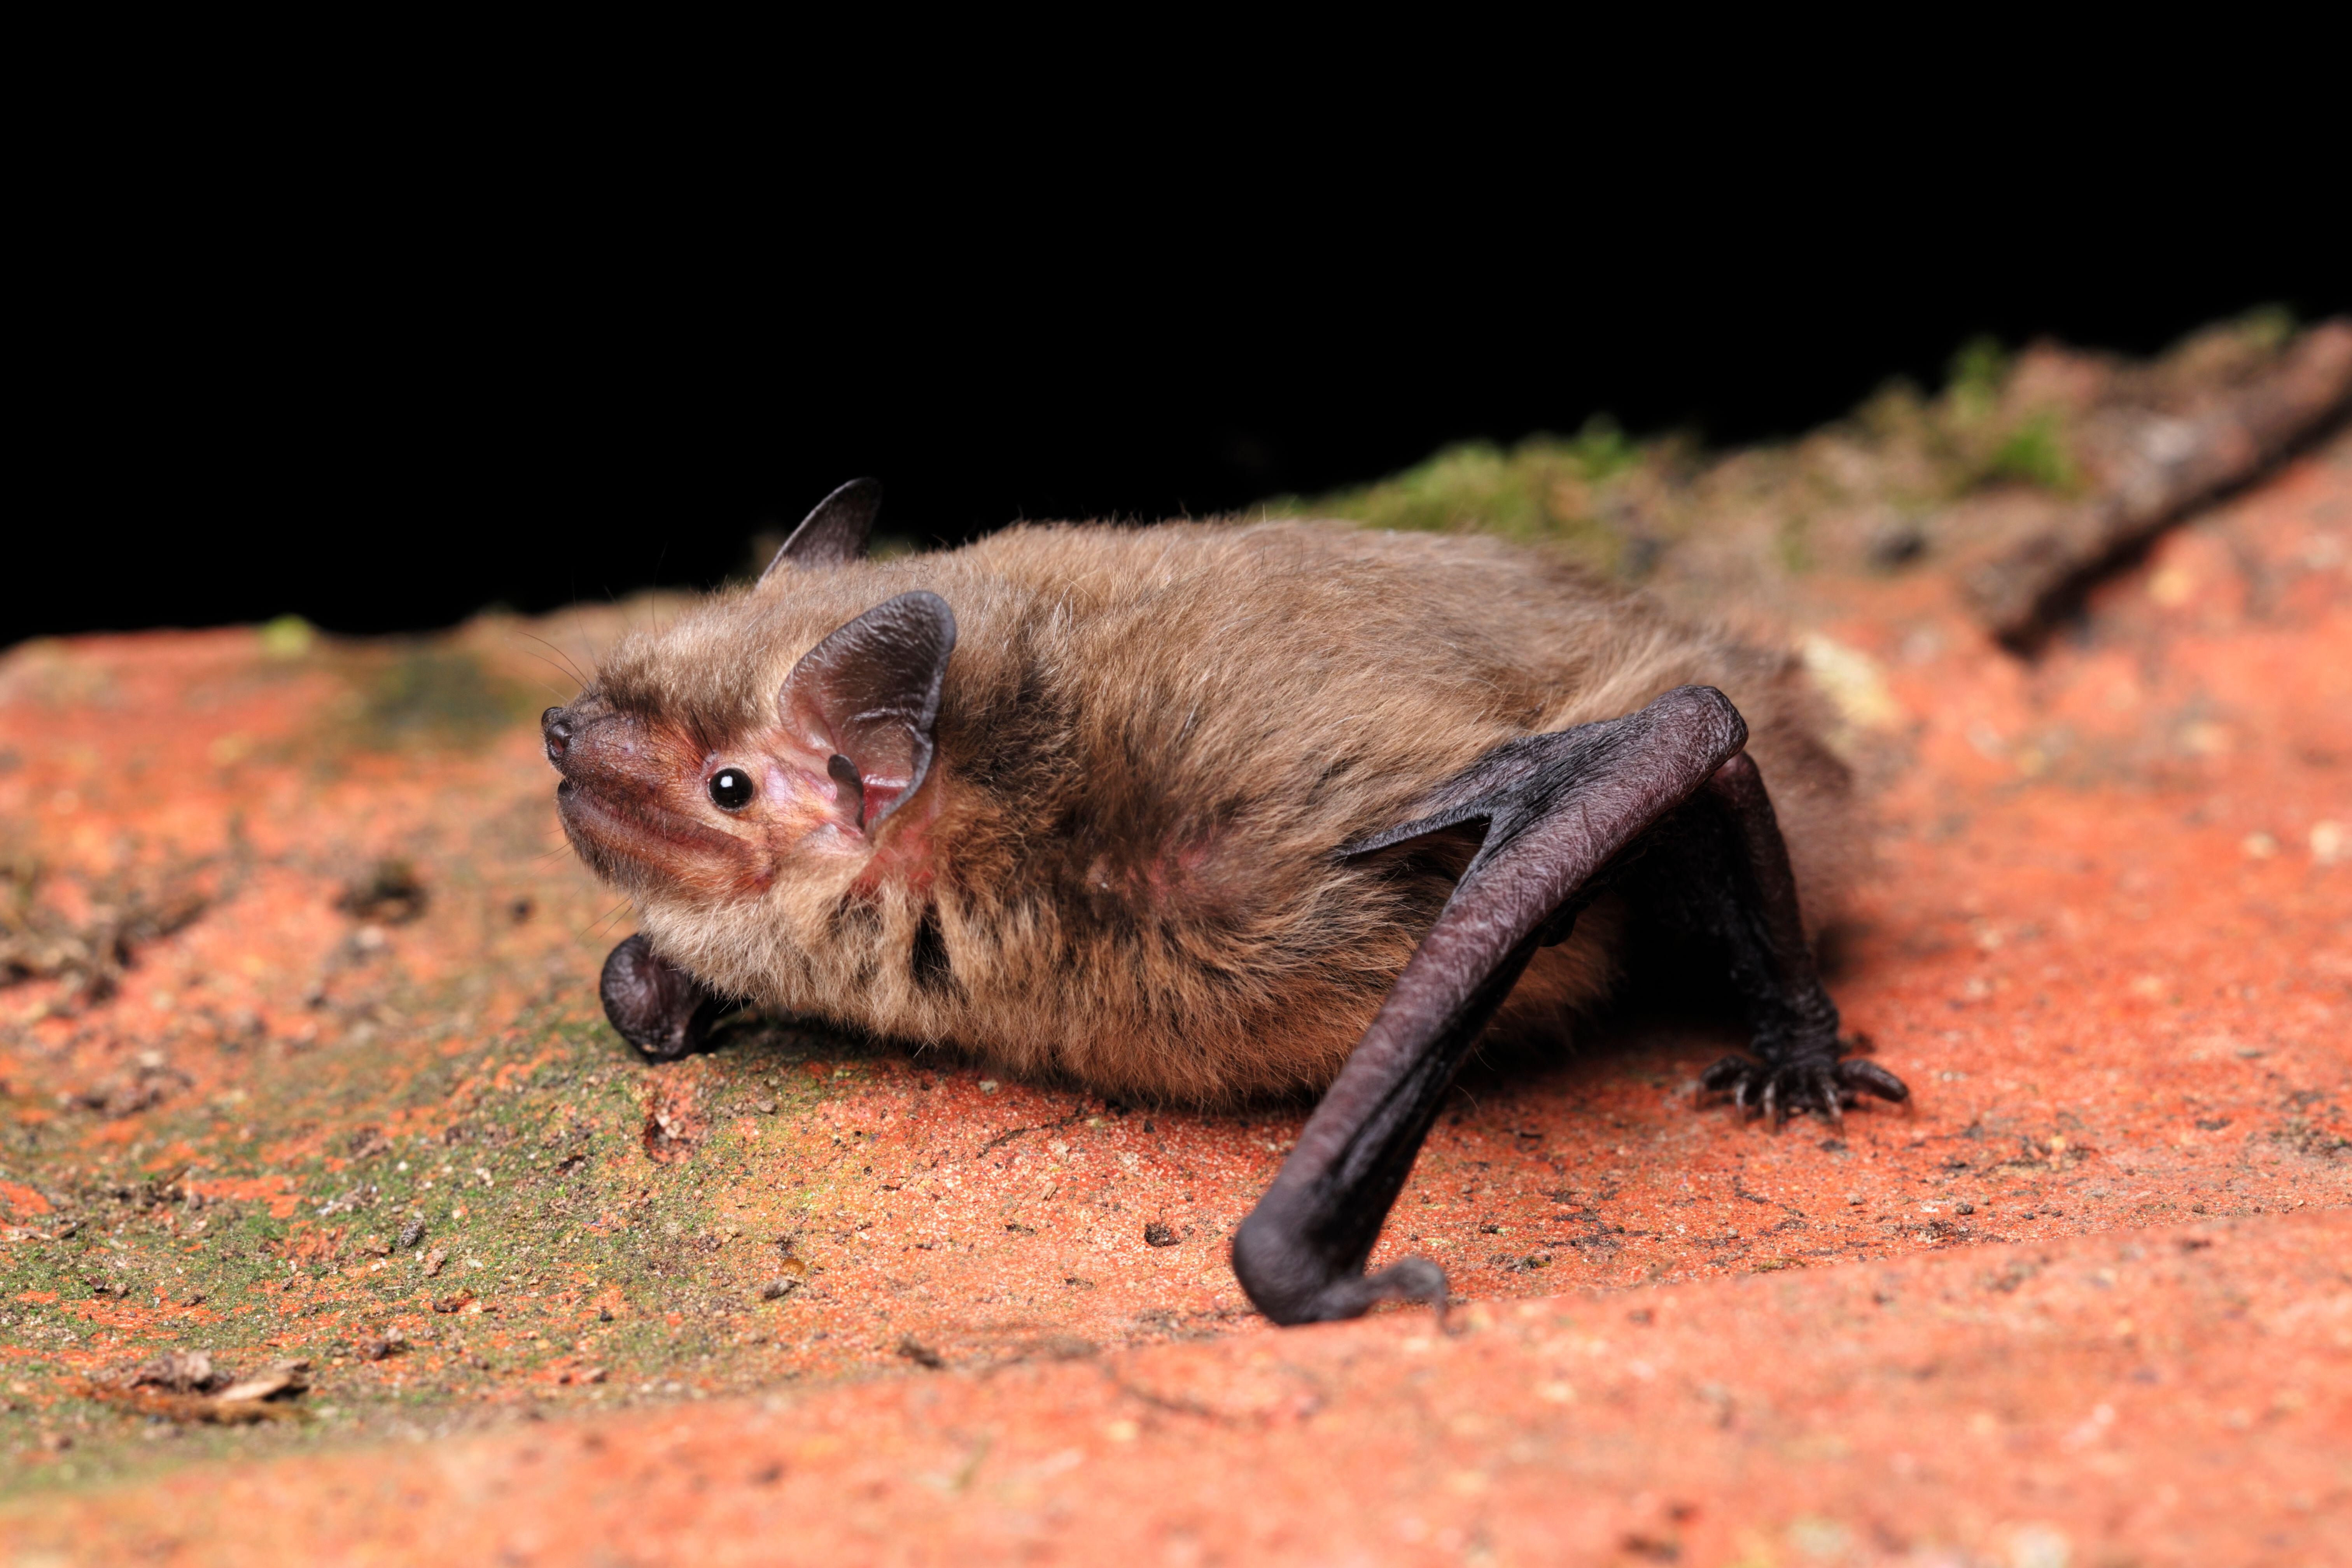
707;768;755;810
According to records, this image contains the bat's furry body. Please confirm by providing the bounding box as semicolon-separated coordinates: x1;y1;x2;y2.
569;519;1855;1103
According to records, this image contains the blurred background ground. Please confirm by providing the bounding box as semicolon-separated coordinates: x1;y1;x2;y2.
0;298;2347;1562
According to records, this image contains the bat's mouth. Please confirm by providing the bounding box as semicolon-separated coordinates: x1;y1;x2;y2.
556;779;768;892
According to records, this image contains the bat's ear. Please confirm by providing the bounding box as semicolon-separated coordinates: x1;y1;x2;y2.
778;592;957;832
759;478;883;581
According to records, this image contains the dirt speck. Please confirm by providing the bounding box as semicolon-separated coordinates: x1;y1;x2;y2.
336;858;429;924
642;1085;703;1162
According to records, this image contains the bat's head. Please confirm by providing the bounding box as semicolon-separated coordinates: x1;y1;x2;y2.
542;586;957;909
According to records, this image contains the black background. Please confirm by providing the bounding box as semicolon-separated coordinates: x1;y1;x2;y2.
21;98;2346;646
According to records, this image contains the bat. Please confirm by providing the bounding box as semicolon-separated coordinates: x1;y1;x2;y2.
542;479;1907;1325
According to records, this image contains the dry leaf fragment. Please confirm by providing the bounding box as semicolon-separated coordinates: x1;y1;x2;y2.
85;1355;309;1425
215;1368;302;1404
129;1350;221;1393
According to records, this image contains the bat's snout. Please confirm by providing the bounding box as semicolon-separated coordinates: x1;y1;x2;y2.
542;694;624;774
541;695;644;786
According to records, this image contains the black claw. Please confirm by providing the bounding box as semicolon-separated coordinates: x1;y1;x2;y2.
1701;1055;1750;1092
1702;1047;1906;1128
1813;1067;1844;1129
1839;1059;1911;1102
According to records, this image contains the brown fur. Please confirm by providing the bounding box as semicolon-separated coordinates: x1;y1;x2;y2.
565;520;1857;1104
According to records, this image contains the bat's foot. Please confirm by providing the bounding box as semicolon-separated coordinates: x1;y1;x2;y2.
600;934;726;1062
1230;1220;1452;1326
1701;1046;1908;1129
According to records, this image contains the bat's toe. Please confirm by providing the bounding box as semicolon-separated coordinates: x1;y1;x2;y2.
1700;1045;1906;1127
1838;1057;1911;1102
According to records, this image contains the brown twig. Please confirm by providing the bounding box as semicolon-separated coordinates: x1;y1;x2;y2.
1962;319;2352;646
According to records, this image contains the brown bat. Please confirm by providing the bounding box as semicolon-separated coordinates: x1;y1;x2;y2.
542;479;1907;1325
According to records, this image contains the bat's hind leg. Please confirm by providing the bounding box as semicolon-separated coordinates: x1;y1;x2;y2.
1229;686;1906;1328
1632;751;1909;1128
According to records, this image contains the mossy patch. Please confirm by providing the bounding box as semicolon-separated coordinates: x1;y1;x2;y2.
1265;309;2311;601
1264;416;1689;579
1979;411;2079;493
0;984;887;1494
325;644;543;752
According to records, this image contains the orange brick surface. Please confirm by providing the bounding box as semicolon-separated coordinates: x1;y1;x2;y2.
0;437;2347;1565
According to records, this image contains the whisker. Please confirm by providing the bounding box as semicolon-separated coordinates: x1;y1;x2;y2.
514;629;591;690
585;899;634;940
511;654;575;703
569;596;597;683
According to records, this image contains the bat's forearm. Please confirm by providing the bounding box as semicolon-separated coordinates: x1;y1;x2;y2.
1234;687;1749;1326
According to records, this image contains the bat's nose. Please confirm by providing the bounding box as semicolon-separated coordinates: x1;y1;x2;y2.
542;707;573;763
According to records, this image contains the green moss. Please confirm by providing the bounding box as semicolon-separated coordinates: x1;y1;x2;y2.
257;616;317;660
341;646;541;751
1268;416;1668;577
1946;334;2010;423
1776;513;1815;574
1983;411;2079;493
2233;303;2296;352
0;963;883;1493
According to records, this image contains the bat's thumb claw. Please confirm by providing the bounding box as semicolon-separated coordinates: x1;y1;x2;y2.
1362;1256;1454;1330
600;934;724;1061
1232;1222;1449;1326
